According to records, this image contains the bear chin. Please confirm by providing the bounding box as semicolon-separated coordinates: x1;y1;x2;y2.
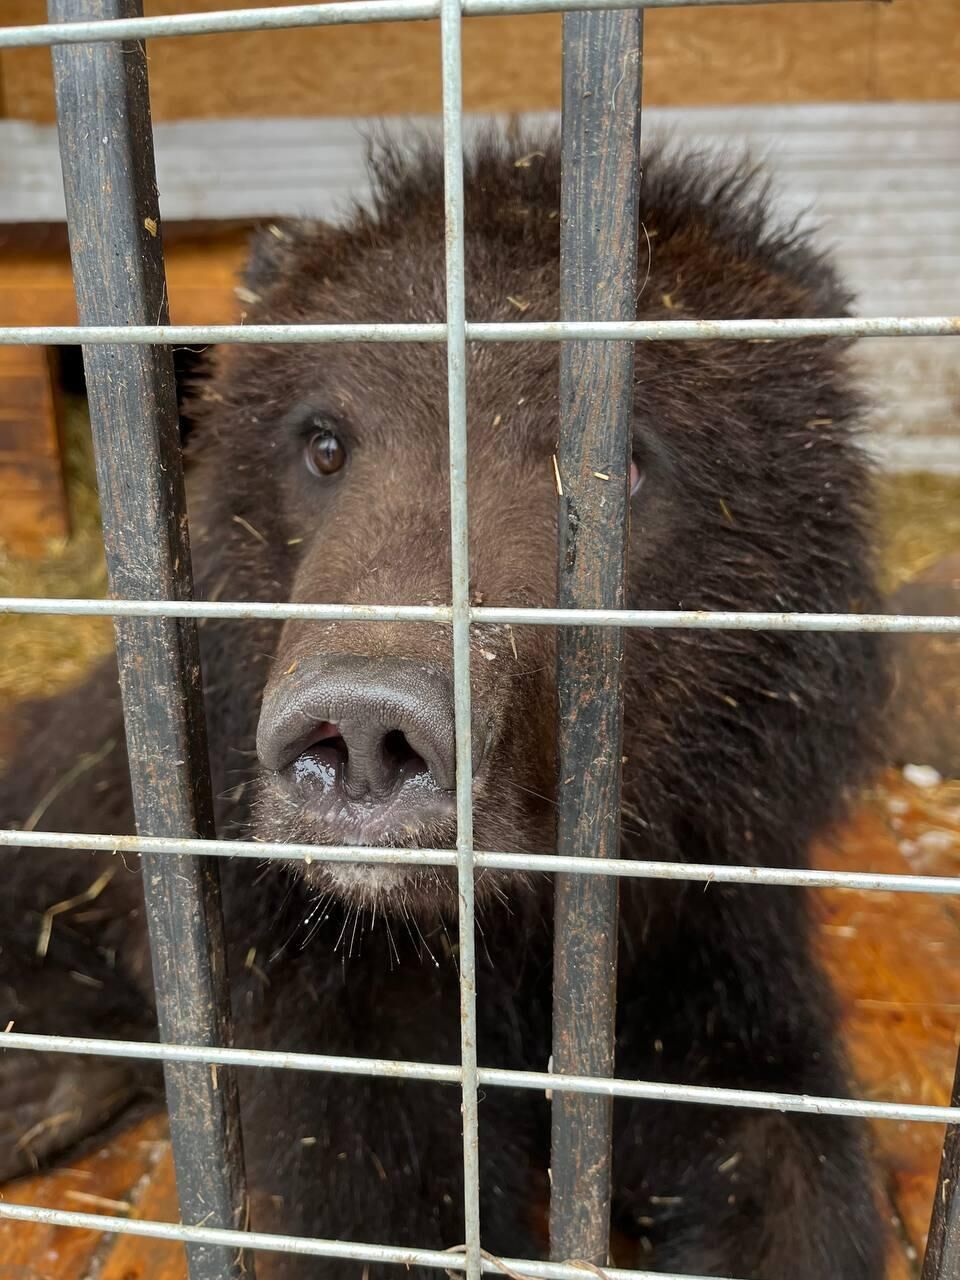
252;776;531;918
289;860;531;922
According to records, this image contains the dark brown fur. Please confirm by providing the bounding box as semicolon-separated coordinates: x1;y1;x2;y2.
1;134;889;1278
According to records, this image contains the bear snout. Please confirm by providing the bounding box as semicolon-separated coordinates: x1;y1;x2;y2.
255;653;497;847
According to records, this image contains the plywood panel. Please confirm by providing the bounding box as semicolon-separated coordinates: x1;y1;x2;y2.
816;792;960;1256
0;228;250;327
0;344;68;553
0;1112;178;1278
0;228;247;554
1;0;957;125
3;101;956;465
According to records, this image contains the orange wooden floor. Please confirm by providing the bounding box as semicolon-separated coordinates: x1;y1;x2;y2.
1;769;958;1280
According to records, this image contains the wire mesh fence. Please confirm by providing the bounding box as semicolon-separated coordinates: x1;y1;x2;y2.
0;2;959;1279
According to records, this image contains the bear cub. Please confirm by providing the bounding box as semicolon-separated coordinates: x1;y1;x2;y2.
0;134;888;1279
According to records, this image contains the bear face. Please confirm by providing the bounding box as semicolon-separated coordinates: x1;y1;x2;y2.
181;135;886;920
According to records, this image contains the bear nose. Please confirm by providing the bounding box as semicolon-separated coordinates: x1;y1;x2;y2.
257;656;470;798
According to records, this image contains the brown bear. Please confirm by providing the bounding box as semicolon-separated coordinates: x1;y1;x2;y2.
0;134;889;1279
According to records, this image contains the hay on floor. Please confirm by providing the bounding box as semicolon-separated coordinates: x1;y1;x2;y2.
0;397;110;710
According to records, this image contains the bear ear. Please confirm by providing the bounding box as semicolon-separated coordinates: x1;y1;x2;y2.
242;218;331;296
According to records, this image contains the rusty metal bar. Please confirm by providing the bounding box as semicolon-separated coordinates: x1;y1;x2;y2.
550;7;643;1265
46;4;251;1279
922;1048;960;1279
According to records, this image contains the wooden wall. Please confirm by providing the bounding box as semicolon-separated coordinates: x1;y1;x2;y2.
1;0;958;124
0;0;956;553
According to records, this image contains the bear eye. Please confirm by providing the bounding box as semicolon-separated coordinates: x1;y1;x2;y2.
305;430;347;477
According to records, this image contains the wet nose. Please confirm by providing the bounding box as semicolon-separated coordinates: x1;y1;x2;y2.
257;656;468;798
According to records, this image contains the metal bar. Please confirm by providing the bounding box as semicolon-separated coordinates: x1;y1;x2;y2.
0;598;450;622
0;1030;458;1085
5;598;960;632
6;827;960;897
439;0;483;1272
0;0;883;51
46;5;250;1278
0;596;957;632
0;1203;748;1280
550;7;642;1265
2;316;958;344
922;1048;960;1278
3;1025;960;1123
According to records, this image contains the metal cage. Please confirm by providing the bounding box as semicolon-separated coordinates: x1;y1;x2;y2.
0;3;959;1279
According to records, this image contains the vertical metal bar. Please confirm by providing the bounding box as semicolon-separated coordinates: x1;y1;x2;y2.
439;0;482;1277
922;1048;960;1279
550;8;643;1267
47;5;251;1279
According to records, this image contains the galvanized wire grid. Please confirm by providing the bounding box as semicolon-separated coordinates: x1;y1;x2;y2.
1;2;959;1280
0;0;912;49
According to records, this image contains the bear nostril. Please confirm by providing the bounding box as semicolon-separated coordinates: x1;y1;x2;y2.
308;721;347;757
291;722;349;785
382;729;428;781
256;656;470;794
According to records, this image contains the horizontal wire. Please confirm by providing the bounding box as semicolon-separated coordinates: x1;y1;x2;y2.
1;318;958;346
3;826;960;896
2;1028;957;1124
1;597;959;632
0;1203;735;1280
0;0;885;51
0;597;449;622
